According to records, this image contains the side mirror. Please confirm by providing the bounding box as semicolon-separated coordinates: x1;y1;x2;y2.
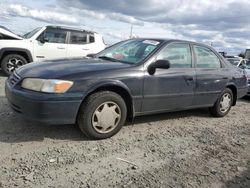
148;59;170;75
39;36;49;44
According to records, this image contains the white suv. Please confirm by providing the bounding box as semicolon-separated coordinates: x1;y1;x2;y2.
0;25;106;75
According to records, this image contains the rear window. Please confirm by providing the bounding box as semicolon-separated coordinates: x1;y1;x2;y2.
69;32;95;44
89;35;95;43
69;31;87;44
194;46;221;68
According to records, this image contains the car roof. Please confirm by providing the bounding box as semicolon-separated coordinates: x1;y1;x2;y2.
46;25;96;34
130;38;215;49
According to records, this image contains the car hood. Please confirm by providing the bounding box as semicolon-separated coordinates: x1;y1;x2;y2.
16;57;132;79
0;25;23;40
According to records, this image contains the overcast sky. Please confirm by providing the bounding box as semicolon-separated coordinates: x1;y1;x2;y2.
0;0;249;55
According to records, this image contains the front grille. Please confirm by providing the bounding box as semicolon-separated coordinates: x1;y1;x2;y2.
9;72;21;86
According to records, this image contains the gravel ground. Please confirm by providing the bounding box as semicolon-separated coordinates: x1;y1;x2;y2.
0;73;249;188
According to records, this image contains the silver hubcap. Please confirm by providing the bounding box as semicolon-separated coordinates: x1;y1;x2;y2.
92;101;121;134
220;93;231;113
6;58;24;72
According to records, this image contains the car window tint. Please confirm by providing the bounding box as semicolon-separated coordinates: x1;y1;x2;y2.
156;43;192;68
41;29;67;43
194;46;221;68
70;31;87;44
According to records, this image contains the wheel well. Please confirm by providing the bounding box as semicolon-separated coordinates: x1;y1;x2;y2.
227;85;237;106
84;86;134;121
0;51;30;64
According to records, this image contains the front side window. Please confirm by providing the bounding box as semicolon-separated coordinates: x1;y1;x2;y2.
69;31;87;44
194;46;221;68
156;43;192;68
96;39;162;64
38;29;67;43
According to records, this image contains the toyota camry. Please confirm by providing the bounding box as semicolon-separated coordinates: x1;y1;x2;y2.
5;39;248;139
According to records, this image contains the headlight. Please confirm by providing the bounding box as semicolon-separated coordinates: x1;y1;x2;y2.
21;78;73;93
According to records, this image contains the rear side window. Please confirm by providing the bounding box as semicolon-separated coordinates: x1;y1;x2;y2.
70;31;87;44
156;43;192;68
194;46;221;68
89;35;95;43
38;29;67;43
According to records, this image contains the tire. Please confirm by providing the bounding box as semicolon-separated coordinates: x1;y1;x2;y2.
209;88;233;117
1;54;27;76
77;91;127;139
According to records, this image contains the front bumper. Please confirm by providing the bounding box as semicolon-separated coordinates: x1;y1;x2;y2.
5;80;84;125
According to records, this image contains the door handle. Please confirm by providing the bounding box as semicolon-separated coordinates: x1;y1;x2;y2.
222;77;228;79
57;47;65;49
184;76;194;81
82;48;90;50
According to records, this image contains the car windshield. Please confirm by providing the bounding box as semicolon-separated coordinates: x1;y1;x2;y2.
22;27;41;39
96;39;162;64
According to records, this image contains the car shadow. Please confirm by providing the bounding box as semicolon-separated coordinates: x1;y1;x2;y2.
0;94;211;143
224;167;250;188
128;108;210;125
241;96;250;102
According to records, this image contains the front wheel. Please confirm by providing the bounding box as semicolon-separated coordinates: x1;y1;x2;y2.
77;91;127;139
1;54;27;76
209;88;233;117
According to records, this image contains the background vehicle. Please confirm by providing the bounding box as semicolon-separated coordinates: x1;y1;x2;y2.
0;25;106;75
227;58;250;96
226;57;242;66
245;49;250;60
5;39;248;139
245;62;250;96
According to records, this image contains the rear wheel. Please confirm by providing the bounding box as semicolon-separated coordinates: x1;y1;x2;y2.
1;54;27;76
77;91;127;139
209;88;233;117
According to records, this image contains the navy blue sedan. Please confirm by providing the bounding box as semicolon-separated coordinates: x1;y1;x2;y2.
5;39;248;139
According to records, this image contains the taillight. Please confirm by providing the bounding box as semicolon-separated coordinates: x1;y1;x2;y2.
243;71;248;81
243;75;247;81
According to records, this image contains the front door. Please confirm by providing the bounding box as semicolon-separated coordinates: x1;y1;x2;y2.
142;43;195;113
33;28;68;61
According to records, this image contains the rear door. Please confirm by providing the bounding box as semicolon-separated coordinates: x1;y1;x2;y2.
193;45;229;106
67;31;94;57
33;28;68;61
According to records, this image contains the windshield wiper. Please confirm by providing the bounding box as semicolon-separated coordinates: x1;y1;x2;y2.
98;56;118;62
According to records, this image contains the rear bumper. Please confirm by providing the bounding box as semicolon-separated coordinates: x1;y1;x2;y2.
5;81;84;125
237;85;248;98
